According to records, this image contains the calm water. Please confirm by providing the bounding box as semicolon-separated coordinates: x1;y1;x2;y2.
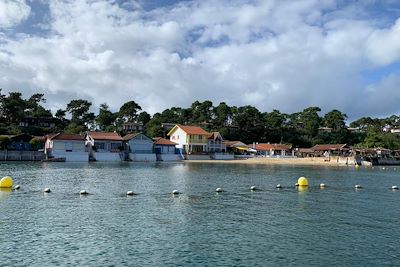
0;162;399;266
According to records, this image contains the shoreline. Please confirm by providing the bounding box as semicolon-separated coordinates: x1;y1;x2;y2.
184;156;357;167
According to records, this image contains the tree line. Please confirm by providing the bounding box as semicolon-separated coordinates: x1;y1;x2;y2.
1;89;400;149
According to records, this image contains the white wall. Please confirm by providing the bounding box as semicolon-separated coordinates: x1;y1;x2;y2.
53;140;86;152
169;128;187;149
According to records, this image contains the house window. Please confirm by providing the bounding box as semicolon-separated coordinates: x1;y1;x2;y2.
111;143;120;151
95;142;105;150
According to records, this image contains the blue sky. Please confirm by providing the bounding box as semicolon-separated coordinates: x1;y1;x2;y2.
0;0;400;120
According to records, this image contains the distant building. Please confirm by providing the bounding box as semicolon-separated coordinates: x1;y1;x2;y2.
19;117;59;128
122;122;143;132
318;127;333;133
253;143;292;157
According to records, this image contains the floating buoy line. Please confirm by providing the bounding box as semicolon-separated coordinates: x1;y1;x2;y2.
2;176;399;197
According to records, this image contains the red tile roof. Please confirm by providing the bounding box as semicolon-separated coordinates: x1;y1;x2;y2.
254;143;292;151
153;137;177;146
50;133;86;141
88;131;123;141
169;124;210;136
312;144;348;151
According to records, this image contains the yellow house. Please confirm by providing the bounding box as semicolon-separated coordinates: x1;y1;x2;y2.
167;124;210;153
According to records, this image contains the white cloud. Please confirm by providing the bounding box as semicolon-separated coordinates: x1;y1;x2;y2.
366;18;400;66
0;0;31;28
0;0;399;120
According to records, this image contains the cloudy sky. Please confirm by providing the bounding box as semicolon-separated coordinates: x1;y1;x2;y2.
0;0;400;120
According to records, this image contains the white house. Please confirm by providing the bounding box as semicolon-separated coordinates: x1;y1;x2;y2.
123;133;156;161
45;133;88;161
167;124;210;154
86;131;124;161
154;137;181;161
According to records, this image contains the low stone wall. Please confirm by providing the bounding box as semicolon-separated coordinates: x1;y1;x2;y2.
52;151;88;162
129;153;157;162
0;150;45;161
93;152;124;162
186;154;211;160
212;153;235;160
157;154;182;161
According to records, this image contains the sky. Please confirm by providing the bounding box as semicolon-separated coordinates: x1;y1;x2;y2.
0;0;400;120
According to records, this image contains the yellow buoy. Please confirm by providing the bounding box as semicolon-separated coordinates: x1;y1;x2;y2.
297;177;308;186
0;176;13;188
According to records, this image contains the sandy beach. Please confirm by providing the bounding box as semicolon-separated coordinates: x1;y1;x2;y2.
185;156;356;166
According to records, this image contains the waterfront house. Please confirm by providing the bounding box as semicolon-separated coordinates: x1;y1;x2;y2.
167;124;210;154
86;131;124;161
45;133;88;161
153;137;181;161
208;132;226;153
224;141;250;154
311;144;350;157
123;133;156;161
6;133;40;151
254;143;292;157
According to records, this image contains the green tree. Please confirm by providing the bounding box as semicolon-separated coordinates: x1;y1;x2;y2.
300;107;322;137
29;137;41;150
138;111;151;126
55;109;66;120
2;92;26;123
212;102;232;129
66;99;92;124
323;109;347;131
25;93;52;117
190;100;213;125
96;103;116;131
118;100;142;122
0;136;11;150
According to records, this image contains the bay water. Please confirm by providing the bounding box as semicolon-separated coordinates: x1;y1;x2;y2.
0;162;399;266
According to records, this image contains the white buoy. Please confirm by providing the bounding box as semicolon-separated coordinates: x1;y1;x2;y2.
295;183;299;187
355;185;362;189
43;188;51;193
216;188;223;193
126;191;135;196
276;184;282;189
250;186;257;191
14;185;21;190
80;190;88;195
391;185;399;190
172;190;180;195
320;183;326;188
